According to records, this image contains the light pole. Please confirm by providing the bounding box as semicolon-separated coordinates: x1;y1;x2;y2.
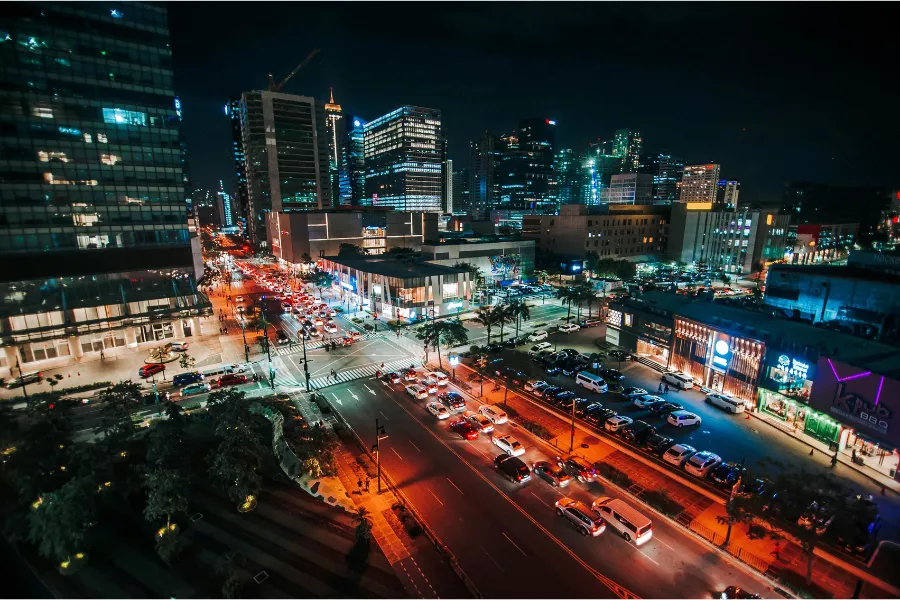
301;333;311;392
14;356;28;403
449;353;459;382
372;419;389;494
240;315;249;362
569;392;576;454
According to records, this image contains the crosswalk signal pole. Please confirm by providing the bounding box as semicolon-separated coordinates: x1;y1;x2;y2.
373;419;388;495
302;334;311;392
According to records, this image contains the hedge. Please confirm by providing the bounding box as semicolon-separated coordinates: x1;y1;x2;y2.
596;462;632;487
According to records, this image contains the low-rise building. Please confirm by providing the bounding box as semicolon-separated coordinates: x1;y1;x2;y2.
522;204;669;261
667;203;789;274
319;254;473;322
606;293;693;368
785;223;858;264
421;237;535;287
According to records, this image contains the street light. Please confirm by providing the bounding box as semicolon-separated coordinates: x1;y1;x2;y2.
372;419;389;494
449;353;459;382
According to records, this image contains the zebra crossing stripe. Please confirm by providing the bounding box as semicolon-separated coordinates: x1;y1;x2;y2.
302;358;415;390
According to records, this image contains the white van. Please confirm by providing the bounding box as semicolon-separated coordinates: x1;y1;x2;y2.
661;371;694;390
575;371;608;394
528;342;553;355
591;497;653;545
429;371;450;386
705;392;745;414
527;330;549;343
200;363;246;379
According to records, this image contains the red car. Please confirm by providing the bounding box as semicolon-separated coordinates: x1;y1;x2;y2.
450;418;479;440
341;336;354;346
138;363;165;378
217;373;248;388
349;331;364;341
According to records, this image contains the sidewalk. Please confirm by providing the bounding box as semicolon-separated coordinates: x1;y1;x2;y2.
452;361;899;599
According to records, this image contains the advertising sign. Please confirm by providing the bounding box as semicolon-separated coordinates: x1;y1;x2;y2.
710;333;731;373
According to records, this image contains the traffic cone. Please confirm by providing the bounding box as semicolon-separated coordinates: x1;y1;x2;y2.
746;412;751;419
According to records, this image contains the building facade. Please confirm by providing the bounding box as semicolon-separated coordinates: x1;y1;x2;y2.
715;180;740;209
679;164;721;205
499;119;557;213
648;153;684;204
342;115;366;206
553;148;580;205
469;132;505;213
444;158;453;214
324;88;346;208
225;97;248;227
422;238;536;287
216;180;233;226
240;91;331;244
599;173;654;205
451;167;469;216
668;204;789;274
785;222;858;265
363;106;444;213
0;2;210;374
612;128;642;173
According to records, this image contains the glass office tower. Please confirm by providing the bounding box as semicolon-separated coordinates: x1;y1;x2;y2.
0;2;209;372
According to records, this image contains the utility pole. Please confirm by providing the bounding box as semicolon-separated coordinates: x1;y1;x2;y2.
14;356;28;403
302;333;311;392
240;315;249;362
569;393;576;454
373;419;389;494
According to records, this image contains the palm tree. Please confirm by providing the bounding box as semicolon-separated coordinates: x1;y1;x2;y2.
353;507;372;544
572;281;592;321
496;305;514;343
534;270;550;285
416;320;448;369
556;287;575;322
472;306;497;346
440;319;469;353
508;300;532;340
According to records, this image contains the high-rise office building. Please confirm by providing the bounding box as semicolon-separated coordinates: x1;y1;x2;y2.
499;118;557;212
553;148;581;206
599;173;654;205
324;88;347;207
444;159;454;214
225;97;248;228
363;106;444;212
580;143;622;205
217;180;233;226
716;180;740;209
647;153;684;204
193;188;216;226
240;91;331;244
612;128;642;173
469;132;505;212
452;168;470;216
343;115;366;206
679;164;721;205
0;2;209;371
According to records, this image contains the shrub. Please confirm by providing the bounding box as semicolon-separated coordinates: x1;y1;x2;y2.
352;317;363;324
469;345;481;354
363;324;374;332
642;489;683;517
596;462;632;487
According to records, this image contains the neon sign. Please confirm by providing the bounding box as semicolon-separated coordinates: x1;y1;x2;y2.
778;354;810;380
711;338;731;371
447;301;463;310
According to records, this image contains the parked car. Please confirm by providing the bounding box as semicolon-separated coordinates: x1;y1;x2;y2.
598;368;625;381
528;342;552;355
642;432;676;456
622;421;655;445
604;415;633;432
576;400;602;418
492;434;525;456
494;454;531;483
667;410;702;427
533;461;572;488
633;394;663;408
706;392;746;414
585;408;617;426
708;462;746;489
556;455;597;483
661;370;694;390
621;387;649;399
525;379;547;392
607;349;631;361
684;451;722;477
662;444;697;467
649;401;683;415
558;323;580;333
138;363;166;378
170;340;189;352
579;319;603;328
527;331;549;343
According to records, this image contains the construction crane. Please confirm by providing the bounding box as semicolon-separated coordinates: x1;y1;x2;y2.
267;48;321;93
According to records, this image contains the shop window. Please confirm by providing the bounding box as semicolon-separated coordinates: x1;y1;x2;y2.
624;313;633;327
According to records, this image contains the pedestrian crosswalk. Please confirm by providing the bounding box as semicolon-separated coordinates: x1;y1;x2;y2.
272;331;382;356
306;358;416;390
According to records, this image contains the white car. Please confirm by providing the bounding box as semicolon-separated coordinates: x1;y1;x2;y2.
479;405;508;425
428;371;450;386
663;443;697;467
178;382;210;398
558;323;580;334
525;380;547;392
528;342;553;355
683;451;722;477
426;401;450;420
463;410;494;434
235;296;245;302
406;385;428;400
324;323;339;333
667;410;702;427
661;370;694;390
633;394;663;408
621;387;649;399
705;392;746;414
492;434;525;457
604;415;633;432
420;377;439;394
170;340;189;352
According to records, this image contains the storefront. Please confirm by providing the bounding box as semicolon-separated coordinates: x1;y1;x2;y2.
606;293;684;368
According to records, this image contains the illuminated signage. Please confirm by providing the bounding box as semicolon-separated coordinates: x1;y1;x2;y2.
711;337;731;371
686;202;714;211
373;284;382;295
447;301;463;310
340;281;353;291
449;354;460;367
778;354;810;379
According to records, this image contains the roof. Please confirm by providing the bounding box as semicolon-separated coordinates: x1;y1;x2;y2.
671;296;900;377
324;255;465;279
769;264;900;285
612;291;696;317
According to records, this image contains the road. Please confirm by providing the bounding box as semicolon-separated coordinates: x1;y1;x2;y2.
290;371;774;598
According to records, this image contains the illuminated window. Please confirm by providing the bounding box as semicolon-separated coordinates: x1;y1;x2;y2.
97;133;108;143
32;106;54;119
624;313;633;327
102;107;147;127
100;154;120;166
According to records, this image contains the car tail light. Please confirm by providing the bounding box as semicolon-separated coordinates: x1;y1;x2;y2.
516;474;522;481
591;523;598;531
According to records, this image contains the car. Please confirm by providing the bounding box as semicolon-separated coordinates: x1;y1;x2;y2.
579;318;603;328
667;410;702;427
720;586;760;599
544;362;564;376
708;462;746;489
439;391;466;413
555;497;606;537
499;366;526;385
661;370;694;390
576;400;603;418
585;407;617;426
530;382;551;397
528;342;552;355
170;340;189;352
173;372;203;387
607;349;631;360
555;392;578;409
340;335;355;346
275;331;289;344
557;455;597;483
236;306;246;314
492;433;525;456
621;421;655;445
558;323;580;333
633;394;663;408
484;344;504;353
642;432;676;456
324;323;339;333
649;401;683;415
598;368;625;381
463;410;494;433
384;372;402;385
536;385;560;399
524;379;547;392
235;295;245;302
406;385;428;400
533;461;572;487
426;402;451;420
139;363;168;379
403;368;418;382
604;415;633;432
217;373;248;388
348;331;363;341
662;443;697;467
705;392;746;414
450;418;480;440
684;451;722;477
478;405;508;425
419;377;439;394
561;360;589;377
494;454;531;483
544;387;568;403
178;382;211;398
621;387;649;399
428;371;450;386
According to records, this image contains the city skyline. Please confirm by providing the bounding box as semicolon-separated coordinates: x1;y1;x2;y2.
169;3;898;204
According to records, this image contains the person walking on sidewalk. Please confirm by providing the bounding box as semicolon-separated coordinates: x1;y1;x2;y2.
331;368;337;380
657;382;663;393
770;542;781;561
664;383;670;395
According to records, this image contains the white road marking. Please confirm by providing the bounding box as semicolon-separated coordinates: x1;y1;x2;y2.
350;391;359;401
331;393;343;406
501;532;527;556
653;536;677;552
530;491;552;508
427;487;444;506
636;547;660;566
409;440;421;452
364;384;375;395
379;411;390;421
480;546;504;572
447;478;464;495
390;447;403;460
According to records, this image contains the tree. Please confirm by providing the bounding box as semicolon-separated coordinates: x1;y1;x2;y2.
27;476;97;568
416;320;447;368
208;416;264;508
178;352;196;372
716;491;758;547
752;260;766;290
144;468;189;531
534;270;550;285
556;286;576;321
338;243;366;257
353;507;372;544
8;402;75;503
495;304;514;343
508;300;532;340
312;271;335;298
387;247;415;255
299;252;313;268
441;319;469;352
572;281;592;321
472;306;497;346
97;381;141;447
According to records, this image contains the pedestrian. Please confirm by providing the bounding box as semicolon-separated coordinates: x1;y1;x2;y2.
770;542;781;560
657;382;663;393
809;448;814;457
881;485;887;496
664;383;670;395
365;478;370;492
381;362;385;369
831;452;839;467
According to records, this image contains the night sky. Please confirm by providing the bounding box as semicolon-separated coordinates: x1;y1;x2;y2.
168;3;899;204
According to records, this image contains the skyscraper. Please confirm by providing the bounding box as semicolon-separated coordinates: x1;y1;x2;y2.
648;153;684;204
553;148;580;205
580;143;622;205
499;118;557;213
240;91;331;244
612;129;642;173
363;106;445;212
452;168;470;216
0;2;209;369
469;132;505;212
716;180;740;209
343;115;366;206
324;88;347;206
225;97;248;228
445;159;454;214
217;180;233;226
599;173;654;204
680;164;721;205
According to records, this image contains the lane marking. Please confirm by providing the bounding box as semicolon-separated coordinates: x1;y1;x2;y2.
379;411;390;421
501;532;527;556
330;393;343;406
530;491;552;508
636;547;660;566
447;478;464;495
409;440;421;453
480;546;504;572
391;447;403;460
653;536;676;552
364;384;376;395
427;488;444;506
